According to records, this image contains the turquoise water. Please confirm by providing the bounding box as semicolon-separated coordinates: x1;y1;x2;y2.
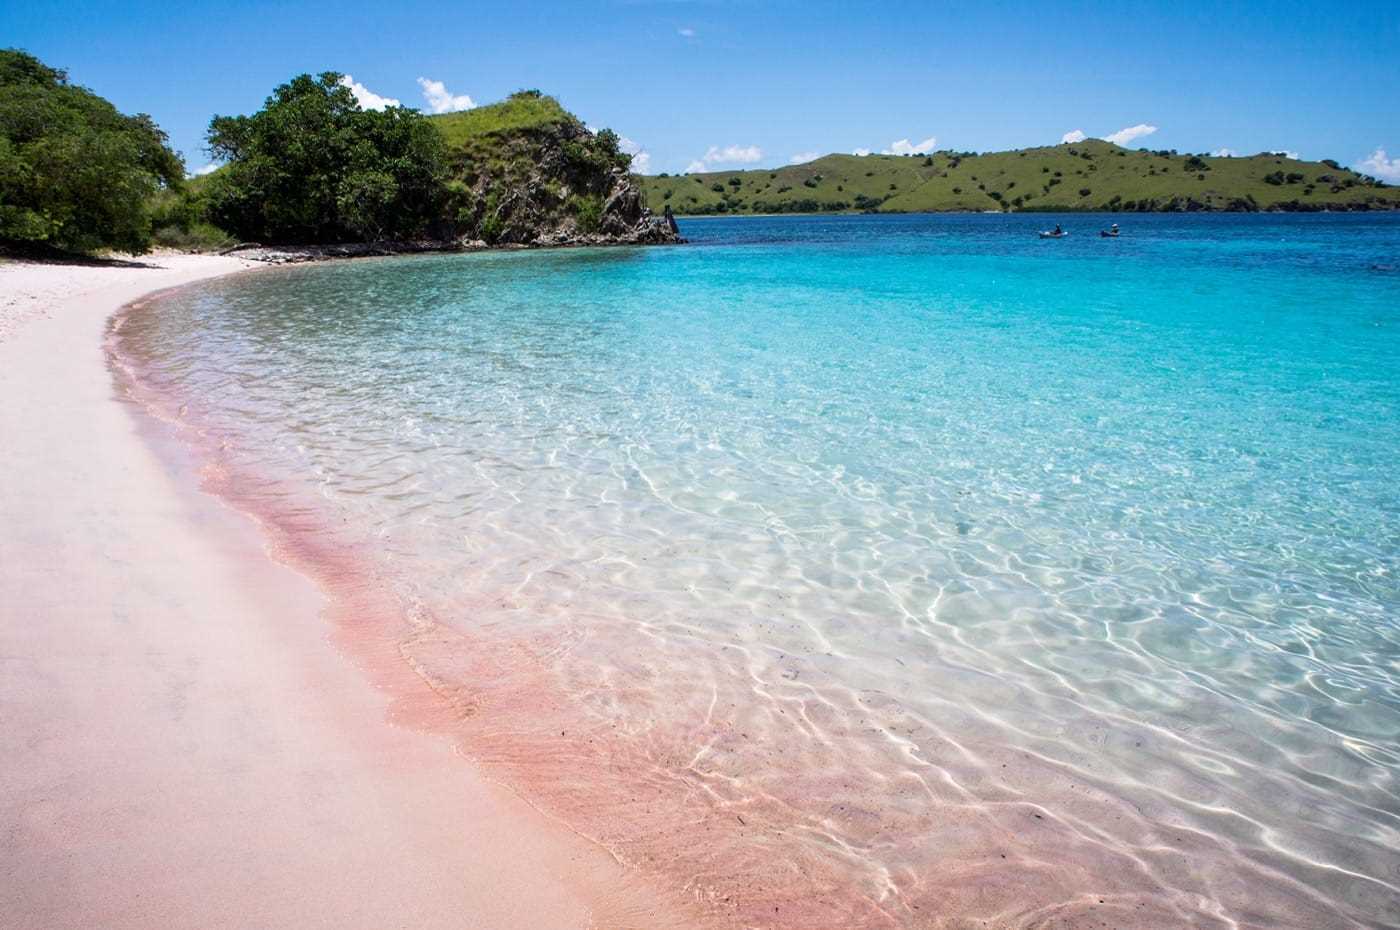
117;214;1400;928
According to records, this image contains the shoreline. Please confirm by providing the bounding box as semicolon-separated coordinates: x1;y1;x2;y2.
0;255;693;930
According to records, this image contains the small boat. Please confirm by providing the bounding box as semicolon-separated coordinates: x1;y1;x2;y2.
1099;230;1119;238
1039;230;1068;239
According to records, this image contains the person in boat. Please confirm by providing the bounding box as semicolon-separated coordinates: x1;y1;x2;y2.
1105;223;1120;237
1053;224;1063;236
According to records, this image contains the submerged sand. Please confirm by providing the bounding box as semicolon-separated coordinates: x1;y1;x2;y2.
0;255;686;930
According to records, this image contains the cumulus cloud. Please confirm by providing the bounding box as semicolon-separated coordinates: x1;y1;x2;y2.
190;162;220;177
1355;147;1400;181
789;151;820;165
883;135;937;155
619;136;651;174
678;27;696;37
1272;150;1301;160
706;144;762;164
1211;147;1239;157
417;77;474;114
687;144;763;171
852;147;872;157
1104;123;1158;146
338;74;399;111
1061;129;1087;144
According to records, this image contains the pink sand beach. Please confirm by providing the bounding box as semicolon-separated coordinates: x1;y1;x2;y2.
0;255;692;930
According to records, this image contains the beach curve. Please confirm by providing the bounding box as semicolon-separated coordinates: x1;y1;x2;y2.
0;254;695;930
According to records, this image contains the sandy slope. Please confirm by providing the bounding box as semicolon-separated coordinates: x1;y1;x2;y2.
0;255;679;930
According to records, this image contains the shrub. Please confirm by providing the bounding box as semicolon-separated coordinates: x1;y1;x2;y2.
205;72;447;243
803;178;818;188
711;182;725;193
728;176;742;188
1079;187;1091;197
0;49;184;253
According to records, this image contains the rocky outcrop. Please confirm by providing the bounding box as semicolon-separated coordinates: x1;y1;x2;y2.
447;104;683;248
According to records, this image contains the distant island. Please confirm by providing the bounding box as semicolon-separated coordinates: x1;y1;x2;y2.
641;140;1400;215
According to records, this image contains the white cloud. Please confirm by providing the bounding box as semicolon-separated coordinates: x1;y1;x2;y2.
1272;150;1301;160
686;144;763;172
1104;123;1158;146
1355;147;1400;181
678;27;696;37
338;74;399;111
789;151;820;165
704;144;762;164
1211;147;1239;157
416;77;474;114
882;135;937;155
190;162;220;178
619;136;651;174
852;147;872;157
1061;129;1087;144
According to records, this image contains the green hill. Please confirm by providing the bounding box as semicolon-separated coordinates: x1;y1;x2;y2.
641;140;1399;215
427;91;677;245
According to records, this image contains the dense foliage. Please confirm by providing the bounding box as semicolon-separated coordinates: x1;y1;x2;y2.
0;49;183;253
205;72;448;243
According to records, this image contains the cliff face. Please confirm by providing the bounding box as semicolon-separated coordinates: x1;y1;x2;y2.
435;93;680;247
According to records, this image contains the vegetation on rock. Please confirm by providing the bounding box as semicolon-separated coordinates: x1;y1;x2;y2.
0;49;184;254
430;91;666;245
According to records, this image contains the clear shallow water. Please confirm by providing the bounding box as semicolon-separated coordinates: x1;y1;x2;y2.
117;214;1400;928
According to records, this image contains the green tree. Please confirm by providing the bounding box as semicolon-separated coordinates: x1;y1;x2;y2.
0;49;183;253
204;72;447;243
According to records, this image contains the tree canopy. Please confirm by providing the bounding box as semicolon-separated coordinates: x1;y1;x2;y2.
204;72;448;243
0;49;184;254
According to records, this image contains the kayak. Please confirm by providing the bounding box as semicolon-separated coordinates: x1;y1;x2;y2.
1100;231;1120;238
1039;231;1068;239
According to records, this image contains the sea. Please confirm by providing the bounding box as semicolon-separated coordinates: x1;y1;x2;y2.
112;213;1400;929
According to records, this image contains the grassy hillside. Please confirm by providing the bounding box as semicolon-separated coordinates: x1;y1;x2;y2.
642;140;1399;215
426;91;674;245
430;91;572;147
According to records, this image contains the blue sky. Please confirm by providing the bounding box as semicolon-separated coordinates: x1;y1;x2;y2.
6;0;1399;180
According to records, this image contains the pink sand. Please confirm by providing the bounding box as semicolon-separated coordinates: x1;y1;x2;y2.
0;255;692;930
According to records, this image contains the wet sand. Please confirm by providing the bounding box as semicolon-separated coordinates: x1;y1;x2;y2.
0;255;686;930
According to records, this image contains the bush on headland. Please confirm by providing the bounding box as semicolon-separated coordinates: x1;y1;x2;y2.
204;73;449;244
0;49;184;254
